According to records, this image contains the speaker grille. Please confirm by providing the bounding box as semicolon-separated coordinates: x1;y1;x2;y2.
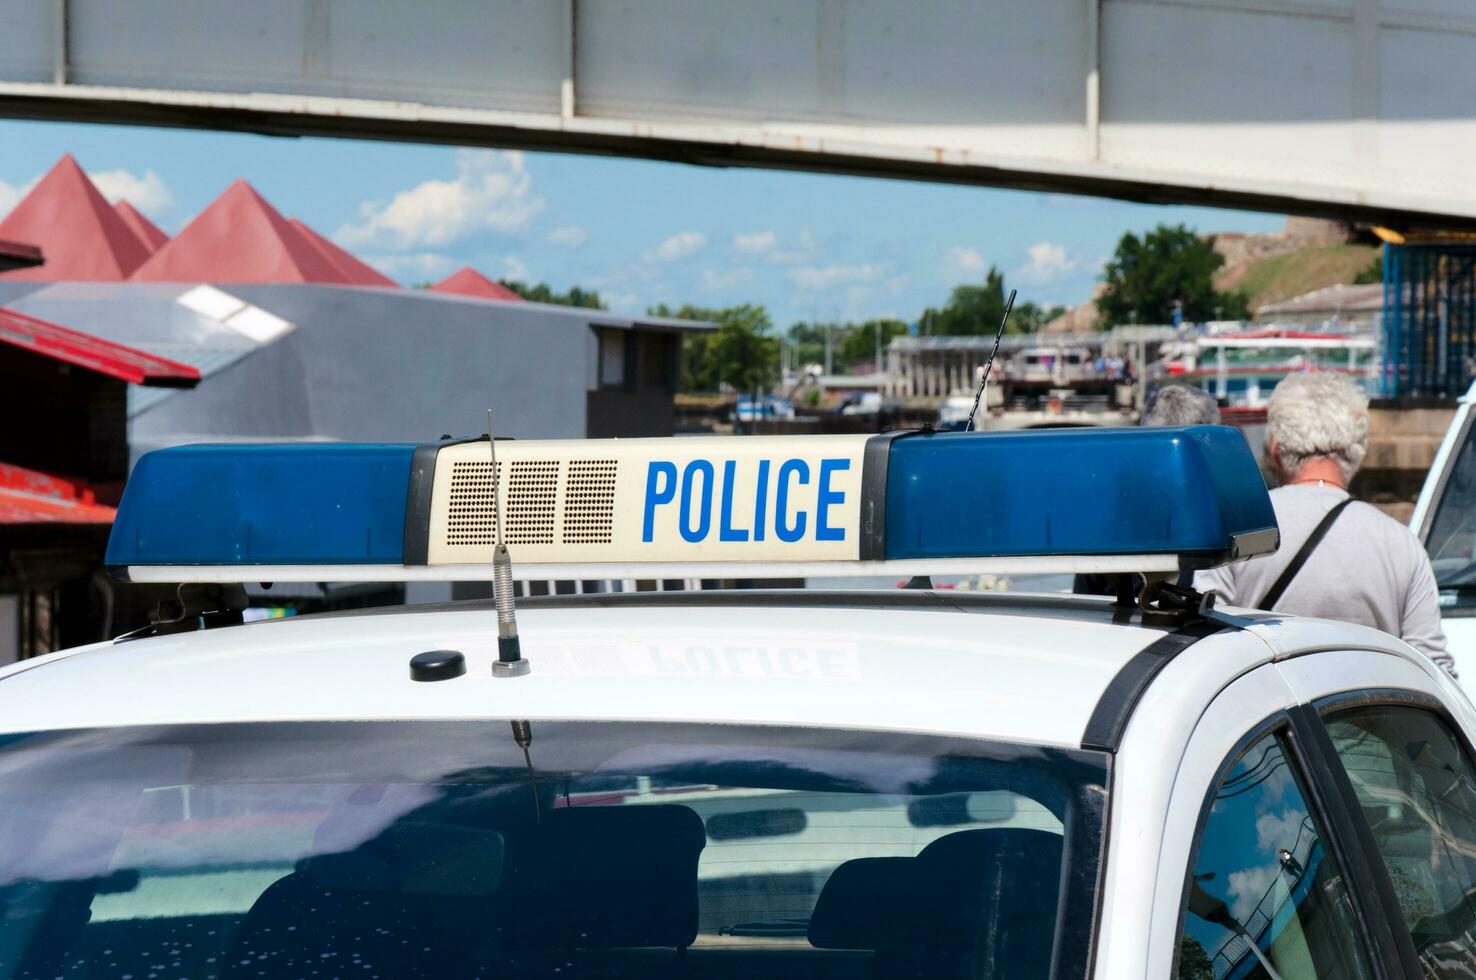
446;460;498;546
563;460;618;544
506;460;559;545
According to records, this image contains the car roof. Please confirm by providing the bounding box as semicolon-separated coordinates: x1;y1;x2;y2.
0;591;1421;749
0;591;1214;748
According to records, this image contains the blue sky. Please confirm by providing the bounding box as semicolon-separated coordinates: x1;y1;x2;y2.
0;119;1284;328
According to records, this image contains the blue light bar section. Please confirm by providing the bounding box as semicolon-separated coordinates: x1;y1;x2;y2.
883;426;1275;566
106;444;416;567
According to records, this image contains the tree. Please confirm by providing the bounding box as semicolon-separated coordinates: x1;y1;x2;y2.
497;279;606;309
1177;937;1215;980
1098;224;1248;326
649;303;780;394
836;319;909;371
919;266;1011;336
1354;250;1383;285
786;321;850;372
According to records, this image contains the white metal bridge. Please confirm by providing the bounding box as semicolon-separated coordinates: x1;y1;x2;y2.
1;0;1473;226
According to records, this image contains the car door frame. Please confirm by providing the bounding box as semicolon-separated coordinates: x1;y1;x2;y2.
1276;646;1476;976
1145;660;1412;980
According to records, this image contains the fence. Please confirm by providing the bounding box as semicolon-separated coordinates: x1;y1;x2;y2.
1383;243;1476;398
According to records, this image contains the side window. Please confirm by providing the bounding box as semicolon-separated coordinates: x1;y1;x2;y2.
1324;704;1476;974
1180;729;1372;980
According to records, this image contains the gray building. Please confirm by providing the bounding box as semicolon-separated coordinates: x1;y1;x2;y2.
0;281;713;458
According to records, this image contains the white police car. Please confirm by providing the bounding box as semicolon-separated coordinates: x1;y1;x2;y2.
1;428;1473;979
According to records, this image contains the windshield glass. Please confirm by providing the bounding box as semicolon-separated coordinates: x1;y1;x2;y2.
0;721;1106;980
1425;416;1476;588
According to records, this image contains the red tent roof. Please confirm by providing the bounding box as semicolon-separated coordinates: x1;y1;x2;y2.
0;306;201;387
289;218;397;287
0;154;152;281
131;179;350;284
0;463;116;525
430;267;525;302
113;200;170;253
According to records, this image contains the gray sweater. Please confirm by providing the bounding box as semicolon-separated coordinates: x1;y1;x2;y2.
1197;484;1454;677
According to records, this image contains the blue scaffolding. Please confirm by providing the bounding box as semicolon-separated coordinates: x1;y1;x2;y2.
1383;243;1476;398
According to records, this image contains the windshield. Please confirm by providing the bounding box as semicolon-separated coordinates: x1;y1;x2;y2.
1425;415;1476;588
0;721;1107;980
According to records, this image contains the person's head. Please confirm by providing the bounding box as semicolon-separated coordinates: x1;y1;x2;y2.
1266;371;1369;485
1142;384;1221;427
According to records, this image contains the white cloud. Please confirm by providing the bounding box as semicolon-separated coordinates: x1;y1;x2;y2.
0;177;26;219
503;255;529;281
546;225;588;248
89;168;174;217
1013;241;1077;285
604;291;641;312
701;267;753;292
363;252;455;282
732;231;777;254
1255;807;1306;852
643;231;707;263
1228;865;1279;924
788;263;887;291
950;246;986;275
335;150;544;251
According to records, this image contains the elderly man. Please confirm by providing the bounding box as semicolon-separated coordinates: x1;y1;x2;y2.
1141;383;1221;427
1198;372;1454;677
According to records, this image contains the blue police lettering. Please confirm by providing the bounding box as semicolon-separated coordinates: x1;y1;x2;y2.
816;458;850;541
775;459;808;543
680;460;714;543
642;461;677;542
641;456;849;543
719;459;749;541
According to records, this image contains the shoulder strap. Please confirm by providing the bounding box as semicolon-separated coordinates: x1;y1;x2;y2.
1259;498;1355;611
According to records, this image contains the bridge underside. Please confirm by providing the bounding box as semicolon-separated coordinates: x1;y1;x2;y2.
2;0;1475;229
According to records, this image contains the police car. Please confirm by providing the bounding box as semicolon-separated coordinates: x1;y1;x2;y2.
1;427;1472;979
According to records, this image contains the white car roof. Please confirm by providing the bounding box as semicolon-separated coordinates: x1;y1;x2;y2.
0;592;1197;748
0;592;1422;749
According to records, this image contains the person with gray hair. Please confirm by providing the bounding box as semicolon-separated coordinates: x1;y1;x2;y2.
1198;371;1453;677
1142;384;1221;427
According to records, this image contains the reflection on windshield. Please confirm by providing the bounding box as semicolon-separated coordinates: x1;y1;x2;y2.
0;722;1107;980
1426;419;1476;588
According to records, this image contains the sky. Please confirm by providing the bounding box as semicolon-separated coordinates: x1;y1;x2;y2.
0;118;1285;328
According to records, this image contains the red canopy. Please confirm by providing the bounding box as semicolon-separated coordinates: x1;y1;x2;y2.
290;219;397;287
0;306;201;387
430;266;525;302
0;464;117;525
0;154;151;281
131;179;349;284
113;200;170;253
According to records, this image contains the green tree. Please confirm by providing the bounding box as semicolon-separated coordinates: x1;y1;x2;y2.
1098;224;1249;326
919;266;1013;336
785;321;851;372
498;279;606;309
650;303;780;394
1354;250;1384;285
836;318;909;371
1177;937;1215;980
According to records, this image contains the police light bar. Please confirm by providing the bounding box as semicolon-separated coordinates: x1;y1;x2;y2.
105;427;1279;583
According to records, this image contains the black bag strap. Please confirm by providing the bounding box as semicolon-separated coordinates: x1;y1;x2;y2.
1259;497;1355;611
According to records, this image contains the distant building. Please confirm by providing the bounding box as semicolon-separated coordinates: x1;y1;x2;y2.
1254;283;1382;330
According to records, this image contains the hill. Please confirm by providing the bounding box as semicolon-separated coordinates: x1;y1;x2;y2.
1218;242;1380;313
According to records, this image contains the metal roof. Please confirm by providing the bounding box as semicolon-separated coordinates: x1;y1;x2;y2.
0;304;201;387
0;237;43;272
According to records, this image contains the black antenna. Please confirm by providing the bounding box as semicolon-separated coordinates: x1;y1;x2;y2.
965;288;1017;432
487;410;529;678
